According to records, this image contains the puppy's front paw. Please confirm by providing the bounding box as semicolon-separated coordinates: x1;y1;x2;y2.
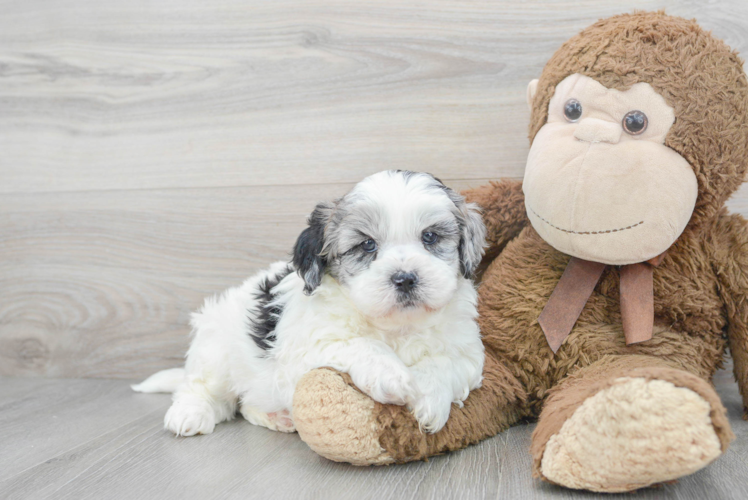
410;394;452;434
351;358;418;406
164;400;216;436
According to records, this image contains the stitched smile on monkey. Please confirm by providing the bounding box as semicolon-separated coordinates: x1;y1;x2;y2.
523;74;698;266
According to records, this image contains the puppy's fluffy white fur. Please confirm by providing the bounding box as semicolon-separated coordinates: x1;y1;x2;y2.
133;170;486;436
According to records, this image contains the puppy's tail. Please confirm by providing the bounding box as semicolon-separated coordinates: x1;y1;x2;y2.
131;368;185;393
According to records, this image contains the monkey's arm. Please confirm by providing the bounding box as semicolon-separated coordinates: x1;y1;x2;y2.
461;179;529;265
714;212;748;419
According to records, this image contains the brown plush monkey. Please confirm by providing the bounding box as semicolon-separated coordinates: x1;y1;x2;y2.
291;12;748;492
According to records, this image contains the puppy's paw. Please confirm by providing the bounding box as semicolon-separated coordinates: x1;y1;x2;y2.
351;358;418;406
164;400;216;436
410;393;452;434
241;405;296;433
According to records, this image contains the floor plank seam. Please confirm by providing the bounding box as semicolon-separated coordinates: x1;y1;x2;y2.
0;407;165;488
494;433;507;500
45;421;165;499
0;177;510;198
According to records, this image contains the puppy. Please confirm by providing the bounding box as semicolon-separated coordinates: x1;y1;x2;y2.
133;170;486;436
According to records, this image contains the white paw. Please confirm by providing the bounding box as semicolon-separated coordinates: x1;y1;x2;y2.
241;405;296;433
351;358;418;406
164;400;216;436
267;410;296;433
410;394;452;433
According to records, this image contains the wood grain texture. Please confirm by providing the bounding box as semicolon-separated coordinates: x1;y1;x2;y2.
1;0;747;194
1;364;746;499
1;0;748;378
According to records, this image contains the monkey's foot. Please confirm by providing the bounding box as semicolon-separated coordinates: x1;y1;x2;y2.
537;375;729;492
293;368;396;465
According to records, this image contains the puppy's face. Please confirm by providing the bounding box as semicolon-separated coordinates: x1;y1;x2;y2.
293;171;486;319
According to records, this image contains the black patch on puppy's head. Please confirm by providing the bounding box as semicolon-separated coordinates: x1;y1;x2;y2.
292;202;334;294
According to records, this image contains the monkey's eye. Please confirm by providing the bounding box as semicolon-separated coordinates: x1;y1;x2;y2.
422;231;438;245
361;239;377;253
563;99;582;122
622;110;648;135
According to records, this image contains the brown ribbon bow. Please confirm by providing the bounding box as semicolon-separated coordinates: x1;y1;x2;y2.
538;253;666;353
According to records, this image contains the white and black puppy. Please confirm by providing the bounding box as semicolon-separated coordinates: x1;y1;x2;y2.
133;170;486;436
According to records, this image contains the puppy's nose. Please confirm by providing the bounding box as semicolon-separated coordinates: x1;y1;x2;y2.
391;272;418;293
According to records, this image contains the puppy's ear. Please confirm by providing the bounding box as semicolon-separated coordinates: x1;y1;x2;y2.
443;187;487;278
293;202;334;295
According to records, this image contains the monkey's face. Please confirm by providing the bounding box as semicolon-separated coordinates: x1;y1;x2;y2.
523;74;698;265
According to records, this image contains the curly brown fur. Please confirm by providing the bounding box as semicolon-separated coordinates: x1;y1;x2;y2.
712;211;748;419
479;225;730;415
462;180;529;281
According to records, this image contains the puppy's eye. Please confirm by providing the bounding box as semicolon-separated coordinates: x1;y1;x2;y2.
564;99;582;122
361;239;377;253
422;231;438;245
622;110;648;135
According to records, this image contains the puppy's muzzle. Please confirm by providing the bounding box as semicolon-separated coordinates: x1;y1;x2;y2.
391;272;418;294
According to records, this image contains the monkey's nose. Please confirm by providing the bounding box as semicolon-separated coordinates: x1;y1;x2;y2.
391;272;418;293
573;117;622;144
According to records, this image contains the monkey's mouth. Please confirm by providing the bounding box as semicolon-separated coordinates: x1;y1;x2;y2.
530;208;644;235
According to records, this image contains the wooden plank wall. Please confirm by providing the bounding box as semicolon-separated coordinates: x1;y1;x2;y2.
2;0;748;378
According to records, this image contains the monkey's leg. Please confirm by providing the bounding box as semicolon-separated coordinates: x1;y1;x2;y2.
531;355;733;493
292;354;527;465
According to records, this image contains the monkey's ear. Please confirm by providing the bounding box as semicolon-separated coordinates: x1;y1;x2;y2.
527;79;539;112
292;202;334;295
441;187;487;278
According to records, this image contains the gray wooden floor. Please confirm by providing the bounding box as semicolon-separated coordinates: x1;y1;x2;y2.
1;364;747;500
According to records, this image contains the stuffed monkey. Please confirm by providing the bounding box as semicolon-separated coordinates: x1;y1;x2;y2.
291;12;748;492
